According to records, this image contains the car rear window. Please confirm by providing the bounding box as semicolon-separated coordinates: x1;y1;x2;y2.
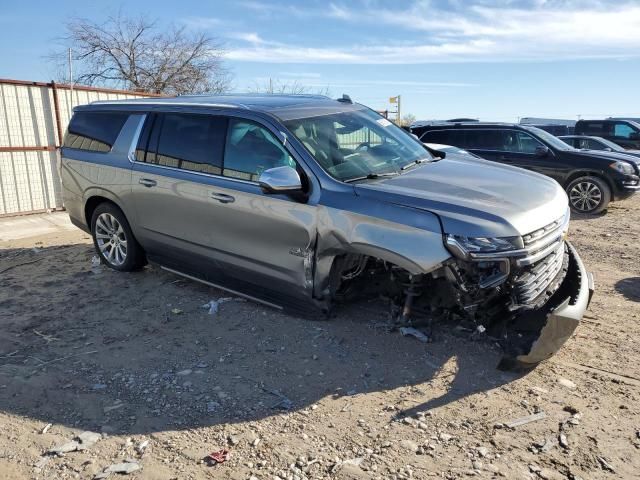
63;111;129;152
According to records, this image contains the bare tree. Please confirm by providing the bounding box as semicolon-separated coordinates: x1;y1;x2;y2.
248;78;330;96
51;14;231;94
400;113;417;127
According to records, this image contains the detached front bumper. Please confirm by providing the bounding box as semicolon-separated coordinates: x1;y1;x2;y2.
502;241;594;368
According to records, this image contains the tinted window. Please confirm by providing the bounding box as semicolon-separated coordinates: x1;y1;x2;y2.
223;119;295;181
586;139;605;150
138;113;226;175
464;129;503;150
513;131;543;153
63;112;128;152
581;122;604;135
560;138;576;148
613;122;635;139
421;130;451;145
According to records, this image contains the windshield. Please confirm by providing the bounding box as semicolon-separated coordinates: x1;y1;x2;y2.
523;126;574;151
283;108;432;182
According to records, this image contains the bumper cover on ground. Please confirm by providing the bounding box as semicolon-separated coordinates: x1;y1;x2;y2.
503;241;594;368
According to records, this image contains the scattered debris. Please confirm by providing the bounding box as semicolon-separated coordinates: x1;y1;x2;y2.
136;439;149;455
399;326;429;343
170;308;183;315
95;460;141;478
206;449;230;465
598;456;615;473
505;411;547;428
202;297;235;315
103;401;124;413
176;369;192;376
40;423;52;434
48;431;101;455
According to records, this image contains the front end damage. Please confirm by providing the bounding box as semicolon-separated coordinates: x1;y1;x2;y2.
329;214;594;369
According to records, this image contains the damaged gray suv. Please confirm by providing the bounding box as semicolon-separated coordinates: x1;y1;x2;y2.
61;94;593;368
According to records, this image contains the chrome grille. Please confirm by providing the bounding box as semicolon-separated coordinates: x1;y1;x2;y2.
512;242;567;306
522;210;569;249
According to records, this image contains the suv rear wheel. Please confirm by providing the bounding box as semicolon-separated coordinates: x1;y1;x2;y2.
91;203;146;271
566;176;610;214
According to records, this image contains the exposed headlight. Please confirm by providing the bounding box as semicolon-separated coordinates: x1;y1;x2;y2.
610;161;635;175
445;234;523;259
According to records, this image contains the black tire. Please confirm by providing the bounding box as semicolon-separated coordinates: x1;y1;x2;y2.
566;176;611;214
90;202;146;271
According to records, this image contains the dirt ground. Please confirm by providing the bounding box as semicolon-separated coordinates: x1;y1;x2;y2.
1;197;639;480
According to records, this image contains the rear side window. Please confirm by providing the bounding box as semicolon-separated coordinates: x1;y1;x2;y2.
613;122;635;139
63;112;129;152
579;122;604;135
464;129;503;150
136;113;227;175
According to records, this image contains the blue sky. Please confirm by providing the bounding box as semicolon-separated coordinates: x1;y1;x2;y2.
2;0;640;121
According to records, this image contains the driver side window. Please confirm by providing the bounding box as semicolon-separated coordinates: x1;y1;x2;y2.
223;119;296;182
502;131;543;154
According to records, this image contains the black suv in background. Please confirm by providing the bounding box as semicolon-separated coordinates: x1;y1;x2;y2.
412;122;640;214
574;119;640;150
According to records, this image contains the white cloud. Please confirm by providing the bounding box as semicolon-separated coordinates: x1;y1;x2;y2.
224;1;640;64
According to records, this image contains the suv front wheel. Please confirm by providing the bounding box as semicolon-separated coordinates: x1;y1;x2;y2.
566;176;610;214
91;203;146;271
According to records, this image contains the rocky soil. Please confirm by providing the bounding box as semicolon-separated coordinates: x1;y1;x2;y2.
0;196;639;479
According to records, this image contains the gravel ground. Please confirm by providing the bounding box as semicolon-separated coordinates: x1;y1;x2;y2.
0;196;639;480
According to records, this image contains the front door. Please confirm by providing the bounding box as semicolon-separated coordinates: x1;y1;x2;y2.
131;112;317;301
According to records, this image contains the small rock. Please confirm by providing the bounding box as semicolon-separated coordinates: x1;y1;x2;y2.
476;446;489;457
228;434;240;446
439;433;453;442
557;377;576;389
400;439;419;452
559;434;569;449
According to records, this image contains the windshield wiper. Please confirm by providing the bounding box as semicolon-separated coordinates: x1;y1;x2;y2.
343;172;399;183
400;158;430;171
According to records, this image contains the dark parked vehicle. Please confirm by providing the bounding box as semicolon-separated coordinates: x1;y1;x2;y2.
574;119;640;150
559;135;640;159
61;95;593;367
412;122;640;214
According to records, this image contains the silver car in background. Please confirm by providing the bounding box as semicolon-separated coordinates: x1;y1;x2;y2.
61;94;593;368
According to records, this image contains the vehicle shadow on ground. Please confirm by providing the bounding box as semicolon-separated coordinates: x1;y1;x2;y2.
0;243;525;436
615;277;640;302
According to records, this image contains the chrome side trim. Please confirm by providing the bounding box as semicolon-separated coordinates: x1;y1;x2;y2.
160;266;283;310
131;159;259;187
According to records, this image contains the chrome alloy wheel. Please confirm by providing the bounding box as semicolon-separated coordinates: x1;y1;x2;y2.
569;181;602;213
95;213;128;266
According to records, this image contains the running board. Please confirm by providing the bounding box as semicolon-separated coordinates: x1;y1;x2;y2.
160;266;284;310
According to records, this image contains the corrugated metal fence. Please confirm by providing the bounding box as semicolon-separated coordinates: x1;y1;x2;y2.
0;79;154;216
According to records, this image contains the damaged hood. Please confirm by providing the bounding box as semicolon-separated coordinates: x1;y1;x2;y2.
354;156;568;238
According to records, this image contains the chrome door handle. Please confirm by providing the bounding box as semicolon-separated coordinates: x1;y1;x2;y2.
210;192;235;204
139;178;157;188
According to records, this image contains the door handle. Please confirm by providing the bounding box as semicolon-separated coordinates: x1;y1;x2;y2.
138;178;157;188
210;192;235;204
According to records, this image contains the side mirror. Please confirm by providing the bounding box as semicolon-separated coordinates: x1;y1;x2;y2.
535;145;550;157
258;166;302;193
605;147;613;152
